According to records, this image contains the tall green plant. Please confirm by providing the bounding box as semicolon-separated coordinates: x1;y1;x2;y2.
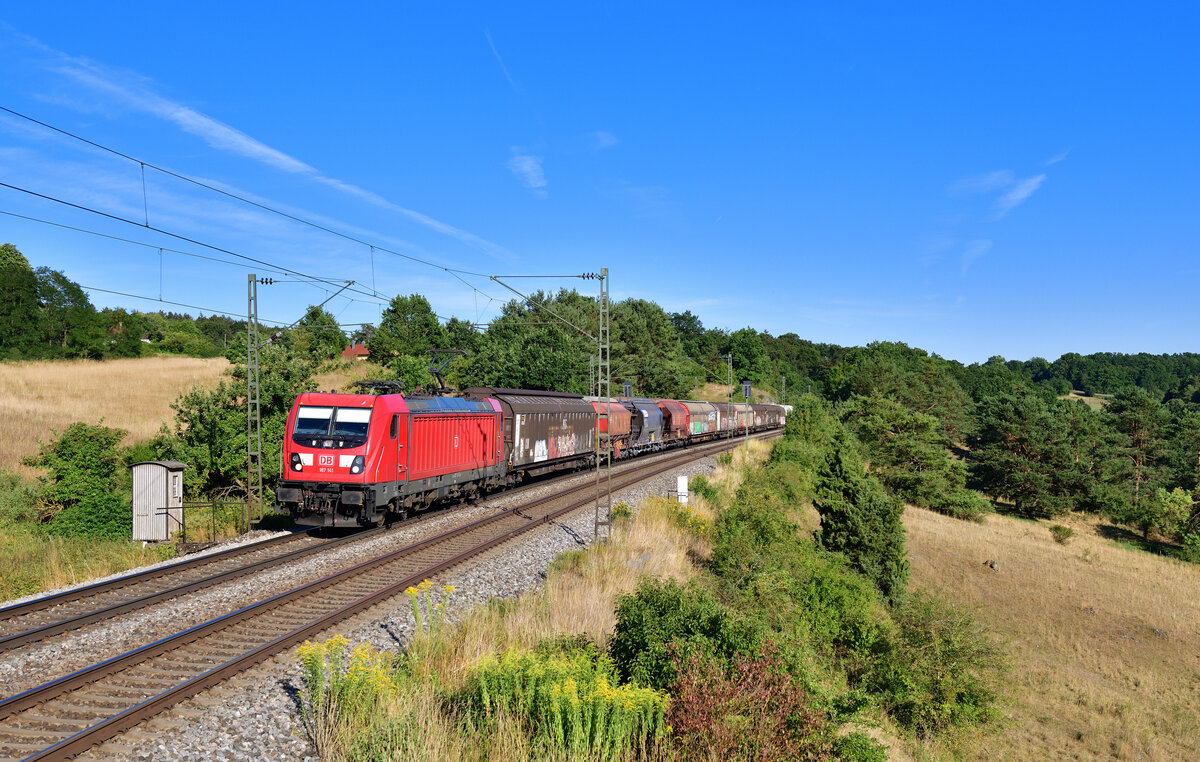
813;436;909;605
23;422;129;539
466;647;669;759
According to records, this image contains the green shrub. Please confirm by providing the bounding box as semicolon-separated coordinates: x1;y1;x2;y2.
689;474;719;503
1179;532;1200;564
813;441;909;605
465;647;669;758
610;578;764;691
926;486;992;522
23;422;130;540
832;731;888;762
1049;524;1075;544
0;470;39;524
865;592;1003;737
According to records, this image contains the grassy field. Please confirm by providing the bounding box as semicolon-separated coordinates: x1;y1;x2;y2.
0;356;394;479
1061;390;1112;411
0;356;229;478
904;506;1200;760
689;380;777;403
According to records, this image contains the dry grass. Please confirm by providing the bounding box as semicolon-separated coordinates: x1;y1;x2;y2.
1060;390;1111;411
903;506;1200;760
430;498;702;686
689;381;775;403
0;527;169;602
311;360;392;393
0;356;228;478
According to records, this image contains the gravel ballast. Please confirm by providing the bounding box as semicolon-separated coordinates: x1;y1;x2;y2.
23;453;721;761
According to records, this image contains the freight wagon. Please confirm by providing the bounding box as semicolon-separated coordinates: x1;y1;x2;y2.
278;383;785;527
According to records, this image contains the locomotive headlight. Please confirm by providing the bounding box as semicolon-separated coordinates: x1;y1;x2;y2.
349;455;364;474
290;453;303;472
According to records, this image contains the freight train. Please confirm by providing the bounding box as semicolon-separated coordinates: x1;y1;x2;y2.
275;384;785;527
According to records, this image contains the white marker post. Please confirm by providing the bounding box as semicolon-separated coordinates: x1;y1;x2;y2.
677;475;689;505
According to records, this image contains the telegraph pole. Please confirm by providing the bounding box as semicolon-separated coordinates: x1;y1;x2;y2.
246;274;264;525
488;269;612;541
594;268;612;541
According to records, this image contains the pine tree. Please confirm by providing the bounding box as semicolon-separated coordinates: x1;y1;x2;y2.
813;435;909;605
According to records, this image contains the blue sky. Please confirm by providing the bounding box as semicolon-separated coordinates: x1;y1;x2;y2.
0;3;1196;364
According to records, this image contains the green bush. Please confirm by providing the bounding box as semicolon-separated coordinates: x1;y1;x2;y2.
1179;532;1200;564
689;474;719;503
22;422;130;540
609;578;764;692
865;592;1003;737
813;441;909;606
832;731;888;762
927;487;991;521
0;470;39;524
1049;524;1075;544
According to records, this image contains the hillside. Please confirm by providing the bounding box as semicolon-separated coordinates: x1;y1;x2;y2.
905;506;1200;758
0;357;391;478
0;357;228;478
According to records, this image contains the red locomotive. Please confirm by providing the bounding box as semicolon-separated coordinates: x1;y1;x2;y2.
276;382;785;527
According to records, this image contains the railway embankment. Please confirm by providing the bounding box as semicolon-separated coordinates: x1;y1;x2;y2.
74;450;725;761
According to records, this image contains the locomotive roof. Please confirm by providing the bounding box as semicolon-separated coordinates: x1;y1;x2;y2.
403;396;495;412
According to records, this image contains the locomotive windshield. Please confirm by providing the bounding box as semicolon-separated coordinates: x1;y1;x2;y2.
292;406;372;448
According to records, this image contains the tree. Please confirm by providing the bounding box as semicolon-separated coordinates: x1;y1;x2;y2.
727;327;768;386
0;242;31;269
35;267;104;357
814;434;909;604
462;290;595;393
842;393;989;520
160;342;315;497
99;308;147;358
1129;487;1193;541
969;393;1081;518
0;245;40;359
1107;388;1169;511
612;299;692;397
293;305;345;364
370;294;443;360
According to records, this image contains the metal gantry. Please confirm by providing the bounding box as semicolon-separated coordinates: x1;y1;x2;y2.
594;267;612;542
246;274;264;524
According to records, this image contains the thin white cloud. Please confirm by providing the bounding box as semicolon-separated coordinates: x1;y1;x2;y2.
994;174;1046;218
961;239;992;276
1045;149;1070;166
951;170;1014;195
506;150;546;197
484;29;517;91
16;33;510;259
591;131;619;151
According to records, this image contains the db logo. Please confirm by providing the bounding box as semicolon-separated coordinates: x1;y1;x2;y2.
318;454;334;466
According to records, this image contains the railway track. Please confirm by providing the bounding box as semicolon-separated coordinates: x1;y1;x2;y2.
0;433;753;657
0;528;384;653
0;433;771;761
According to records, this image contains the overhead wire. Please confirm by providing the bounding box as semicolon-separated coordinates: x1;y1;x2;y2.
0;106;535;329
0;105;507;300
0;181;398;311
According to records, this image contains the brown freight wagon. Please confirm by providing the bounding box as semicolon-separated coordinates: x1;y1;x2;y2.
586;396;632;457
463;387;595;478
657;399;689;443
